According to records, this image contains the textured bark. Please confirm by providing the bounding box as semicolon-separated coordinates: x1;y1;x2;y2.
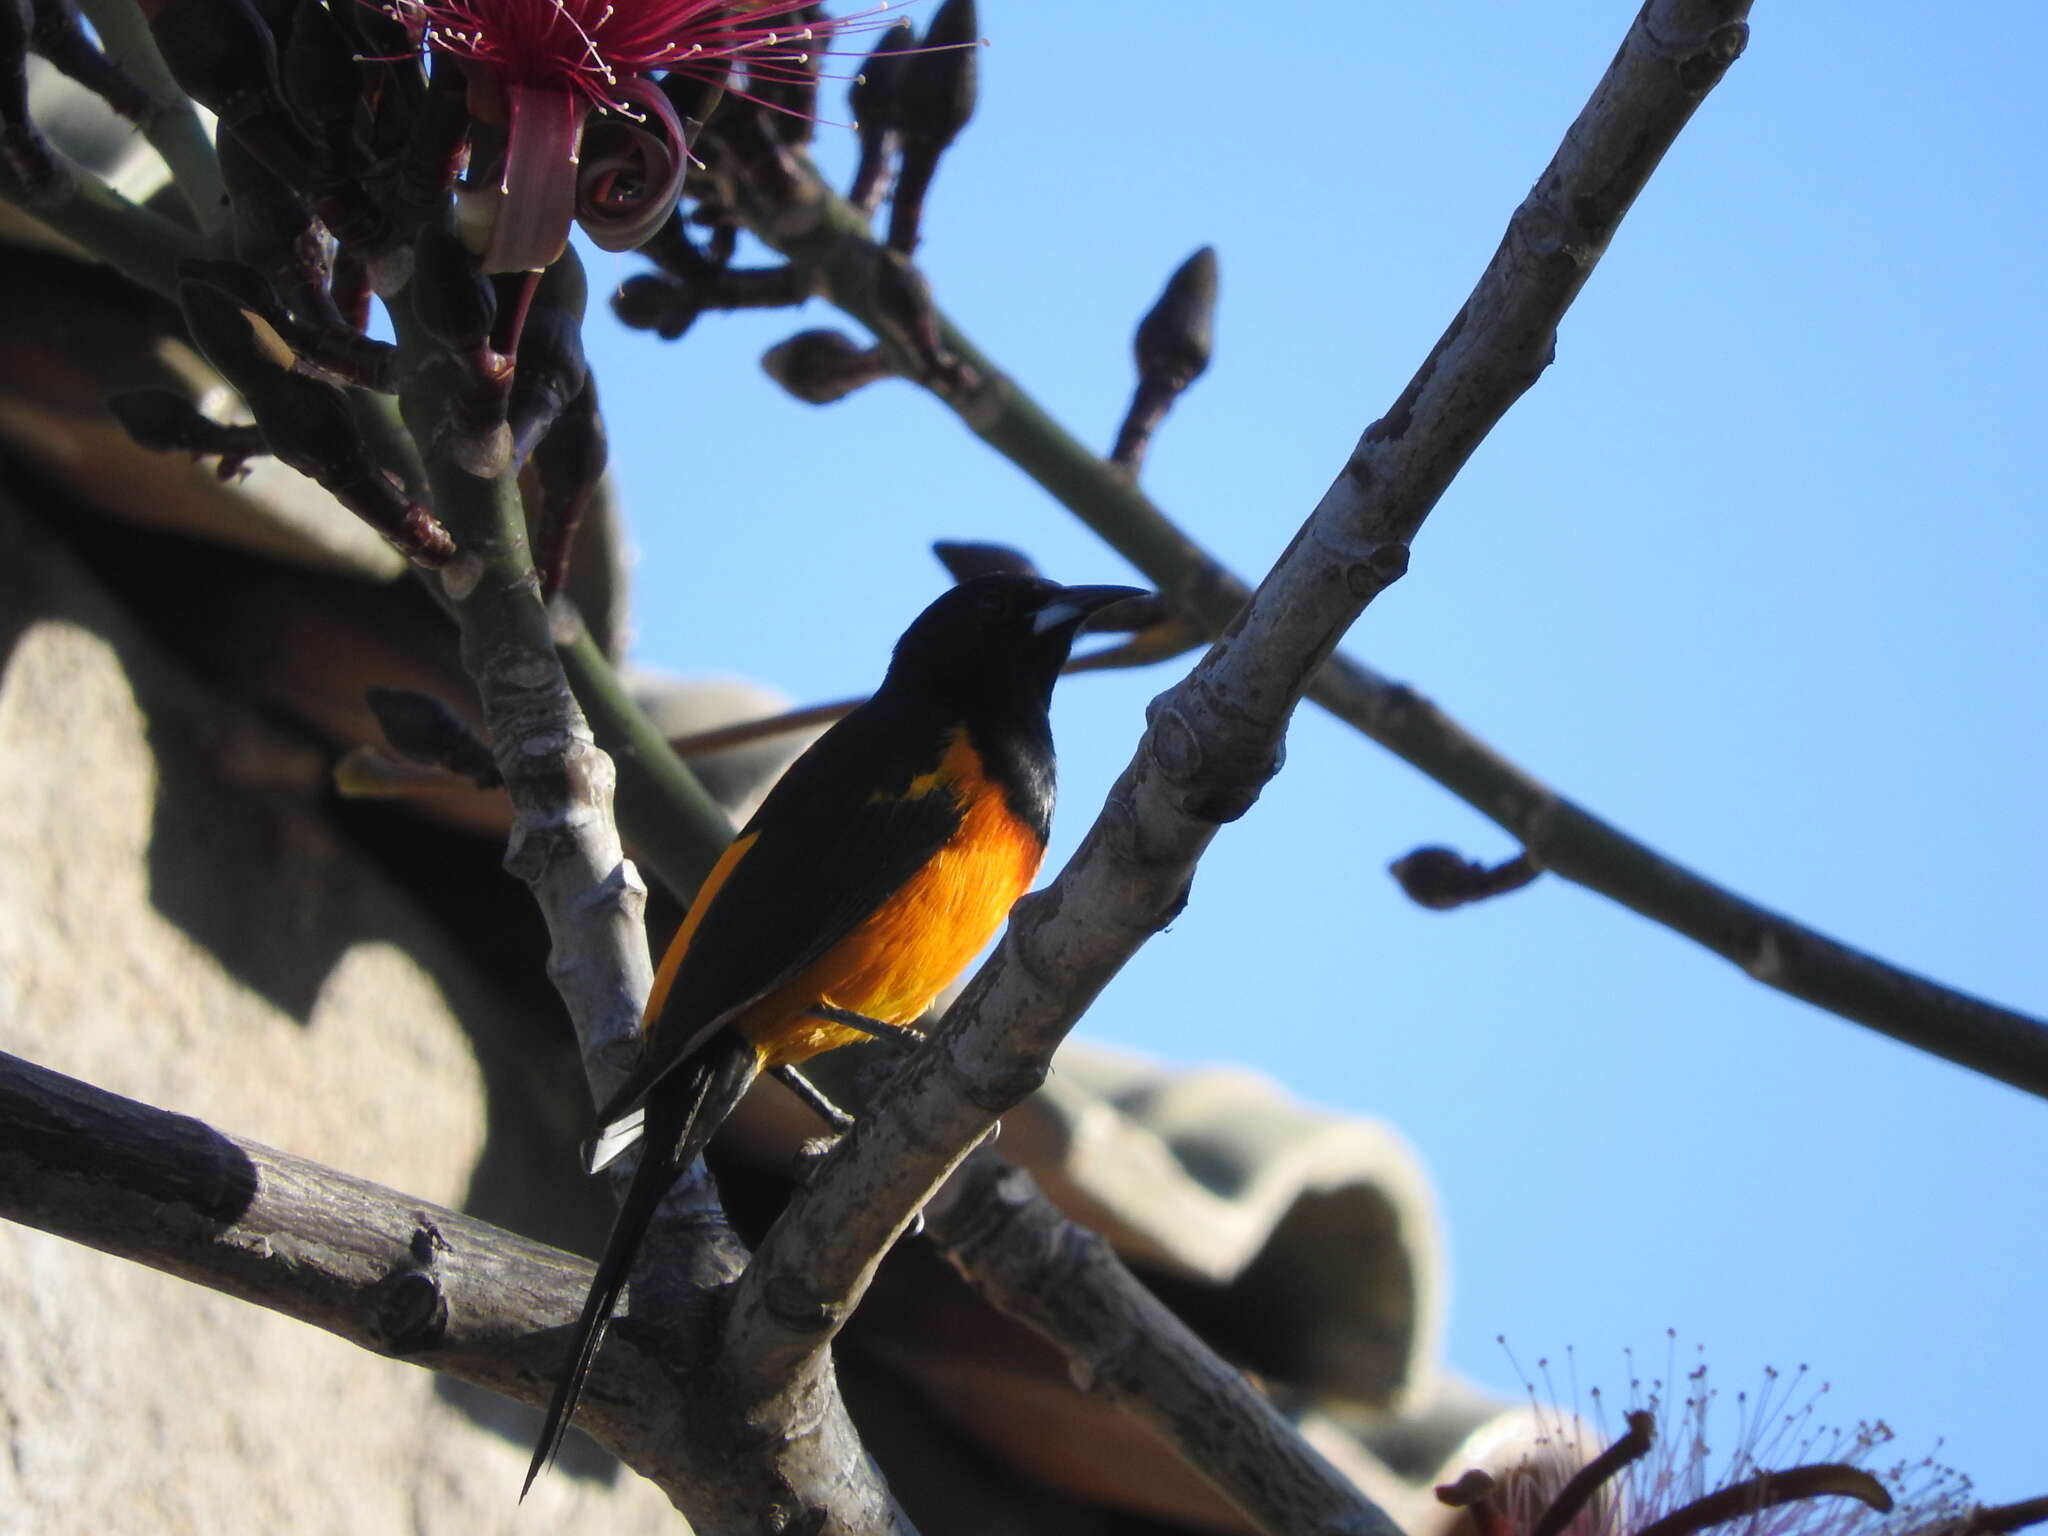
927;1154;1401;1536
396;260;913;1536
0;1051;637;1423
723;1;1758;1472
730;4;2047;1101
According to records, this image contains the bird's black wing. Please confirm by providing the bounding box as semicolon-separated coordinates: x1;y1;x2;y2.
595;702;963;1127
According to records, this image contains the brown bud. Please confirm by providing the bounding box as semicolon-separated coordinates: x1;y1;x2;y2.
530;377;605;596
179;278;454;563
1388;847;1540;911
364;686;501;787
612;272;698;341
107;388;269;476
147;0;316;177
411;224;497;353
761;329;893;405
846;21;913;213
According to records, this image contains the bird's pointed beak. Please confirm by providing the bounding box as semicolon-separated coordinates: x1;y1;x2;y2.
1031;584;1151;635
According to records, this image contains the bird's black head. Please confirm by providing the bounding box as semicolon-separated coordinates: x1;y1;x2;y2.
882;573;1146;718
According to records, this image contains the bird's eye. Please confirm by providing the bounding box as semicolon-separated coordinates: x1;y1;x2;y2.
976;588;1012;622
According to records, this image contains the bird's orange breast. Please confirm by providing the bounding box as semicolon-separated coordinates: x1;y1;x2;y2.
743;728;1044;1067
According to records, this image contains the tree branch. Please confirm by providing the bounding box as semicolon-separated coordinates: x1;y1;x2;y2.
723;7;2048;1101
925;1153;1397;1536
0;149;211;296
553;606;734;903
72;0;228;232
393;289;911;1530
1313;666;2048;1093
723;0;1753;1439
0;1046;911;1531
394;301;653;1104
0;1050;654;1458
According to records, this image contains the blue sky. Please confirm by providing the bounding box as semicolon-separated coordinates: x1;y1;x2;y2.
583;2;2047;1502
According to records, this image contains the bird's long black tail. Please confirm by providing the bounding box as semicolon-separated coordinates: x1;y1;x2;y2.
521;1035;761;1498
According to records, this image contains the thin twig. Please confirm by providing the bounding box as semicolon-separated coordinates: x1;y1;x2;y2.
724;11;2048;1102
665;694;861;759
72;0;227;231
654;616;1198;761
924;1153;1399;1536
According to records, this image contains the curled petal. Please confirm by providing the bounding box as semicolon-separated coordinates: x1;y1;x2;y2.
575;76;686;254
478;82;585;273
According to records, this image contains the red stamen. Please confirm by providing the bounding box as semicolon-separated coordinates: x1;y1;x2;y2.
386;0;897;112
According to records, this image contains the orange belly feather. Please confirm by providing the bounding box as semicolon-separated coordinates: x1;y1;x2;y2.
646;730;1044;1071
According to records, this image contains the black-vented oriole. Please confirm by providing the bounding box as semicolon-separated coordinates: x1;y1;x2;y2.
524;572;1143;1492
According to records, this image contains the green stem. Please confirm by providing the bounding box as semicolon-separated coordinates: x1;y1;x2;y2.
738;167;2048;1102
753;186;1247;612
73;0;228;234
350;388;425;494
0;152;209;298
555;623;731;899
390;290;726;903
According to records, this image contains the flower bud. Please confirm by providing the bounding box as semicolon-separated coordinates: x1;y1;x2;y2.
886;0;979;255
411;223;497;354
508;307;588;467
183;251;397;392
147;0;316;179
107;388;269;476
847;21;913;213
364;686;501;786
897;0;978;151
611;272;698;342
1135;246;1217;394
179;277;454;563
761;329;892;405
1388;847;1540;911
530;377;605;596
283;0;361;164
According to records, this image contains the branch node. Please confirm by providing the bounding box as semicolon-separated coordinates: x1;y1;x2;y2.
1348;542;1411;596
964;1058;1047;1114
760;1273;836;1334
439;551;487;603
369;1222;451;1354
1679;22;1750;89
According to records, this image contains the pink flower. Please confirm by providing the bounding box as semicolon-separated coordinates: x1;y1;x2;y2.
401;0;842;111
1435;1343;2036;1536
389;0;887;270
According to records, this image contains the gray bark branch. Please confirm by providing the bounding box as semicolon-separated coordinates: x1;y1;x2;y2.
741;2;2048;1098
403;290;912;1526
925;1153;1399;1536
723;0;1754;1492
0;1047;905;1531
1314;656;2048;1093
0;1050;637;1446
